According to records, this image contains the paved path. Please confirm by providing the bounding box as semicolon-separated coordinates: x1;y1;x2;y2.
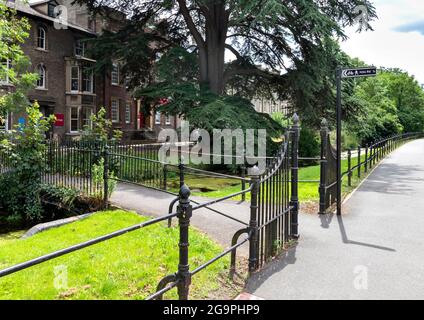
246;139;424;300
111;183;251;255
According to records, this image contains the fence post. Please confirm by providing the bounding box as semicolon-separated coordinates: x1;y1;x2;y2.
103;143;109;210
179;156;185;187
319;118;328;215
364;144;368;173
357;146;361;179
241;150;246;202
163;164;168;191
176;184;192;300
347;149;352;187
373;142;376;166
248;166;260;272
290;113;300;237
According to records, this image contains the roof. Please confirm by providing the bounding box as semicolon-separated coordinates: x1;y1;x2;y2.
6;0;96;36
28;0;52;5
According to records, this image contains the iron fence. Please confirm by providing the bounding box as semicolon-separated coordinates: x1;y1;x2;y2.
0;115;301;300
318;119;423;214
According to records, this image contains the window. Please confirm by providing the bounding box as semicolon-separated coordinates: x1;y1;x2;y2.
0;59;10;84
111;99;119;123
70;107;79;133
111;63;119;85
125;103;131;124
71;66;79;92
36;65;46;89
37;27;46;49
155;111;161;125
81;107;92;129
82;68;93;93
75;39;86;57
165;114;171;125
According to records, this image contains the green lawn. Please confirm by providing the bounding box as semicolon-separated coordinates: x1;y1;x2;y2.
0;210;237;300
167;154;371;202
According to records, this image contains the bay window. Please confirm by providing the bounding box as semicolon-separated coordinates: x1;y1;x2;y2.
82;68;93;93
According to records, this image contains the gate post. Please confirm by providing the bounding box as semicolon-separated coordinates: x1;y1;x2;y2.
347;149;352;187
290;114;300;237
176;184;192;300
248;166;260;272
319;118;328;215
365;144;368;173
241;150;246;202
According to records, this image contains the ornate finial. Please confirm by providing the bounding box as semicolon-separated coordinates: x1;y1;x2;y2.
321;118;328;128
179;184;191;199
292;113;299;124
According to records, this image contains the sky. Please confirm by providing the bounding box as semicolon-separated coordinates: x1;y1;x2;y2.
341;0;424;84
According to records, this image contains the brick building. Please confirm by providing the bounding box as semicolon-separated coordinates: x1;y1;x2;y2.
1;0;179;140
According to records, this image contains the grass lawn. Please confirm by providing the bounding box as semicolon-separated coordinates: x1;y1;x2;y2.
166;154;370;203
0;210;240;300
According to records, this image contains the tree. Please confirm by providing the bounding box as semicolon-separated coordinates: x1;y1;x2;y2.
79;0;376;120
380;69;424;133
0;3;55;223
347;73;403;143
0;2;38;120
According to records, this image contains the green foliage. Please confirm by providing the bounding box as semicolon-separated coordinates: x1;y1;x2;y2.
342;130;360;150
92;158;117;200
78;0;377;132
345;69;424;144
81;107;122;143
0;102;54;222
155;47;198;84
138;83;283;155
40;184;79;210
0;2;38;116
299;127;320;160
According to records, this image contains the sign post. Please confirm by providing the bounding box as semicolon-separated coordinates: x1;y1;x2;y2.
336;66;377;216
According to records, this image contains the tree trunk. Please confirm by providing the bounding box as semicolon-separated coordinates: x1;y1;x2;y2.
199;1;228;95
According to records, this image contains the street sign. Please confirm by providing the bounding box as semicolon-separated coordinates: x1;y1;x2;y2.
334;66;377;216
341;67;377;78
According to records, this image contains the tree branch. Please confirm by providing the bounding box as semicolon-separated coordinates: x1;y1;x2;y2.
176;0;205;49
225;44;243;60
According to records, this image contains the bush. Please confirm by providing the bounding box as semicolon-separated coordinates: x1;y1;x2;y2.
299;127;320;166
342;130;360;150
0;103;54;222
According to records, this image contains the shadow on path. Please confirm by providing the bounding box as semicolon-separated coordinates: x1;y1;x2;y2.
358;163;424;195
245;245;298;294
336;215;396;252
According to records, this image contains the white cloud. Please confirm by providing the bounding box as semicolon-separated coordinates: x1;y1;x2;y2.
341;0;424;84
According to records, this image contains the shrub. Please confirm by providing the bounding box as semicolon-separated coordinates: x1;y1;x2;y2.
299;127;320;166
0;103;54;222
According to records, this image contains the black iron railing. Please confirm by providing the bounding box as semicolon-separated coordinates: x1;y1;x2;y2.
319;120;423;214
0;115;301;300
